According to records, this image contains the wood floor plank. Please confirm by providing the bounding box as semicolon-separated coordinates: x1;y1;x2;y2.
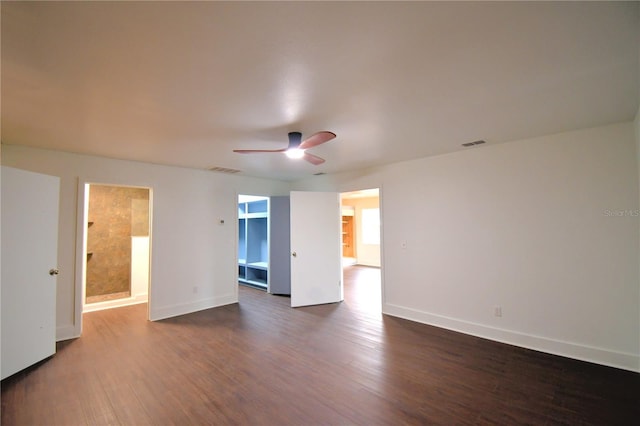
2;265;639;425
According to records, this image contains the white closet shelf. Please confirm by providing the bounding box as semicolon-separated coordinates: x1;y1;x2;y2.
244;212;268;219
238;198;270;291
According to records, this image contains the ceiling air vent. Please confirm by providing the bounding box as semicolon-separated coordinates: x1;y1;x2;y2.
462;140;486;147
208;166;241;174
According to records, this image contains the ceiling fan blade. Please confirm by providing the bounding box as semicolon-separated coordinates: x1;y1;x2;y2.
299;131;336;150
233;149;287;154
303;152;325;165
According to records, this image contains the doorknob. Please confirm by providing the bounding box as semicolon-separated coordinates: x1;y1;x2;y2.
49;268;59;276
291;252;297;257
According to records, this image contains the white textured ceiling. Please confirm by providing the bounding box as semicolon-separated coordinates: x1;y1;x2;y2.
2;2;638;181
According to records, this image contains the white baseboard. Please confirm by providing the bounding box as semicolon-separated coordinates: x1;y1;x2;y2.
150;294;238;321
82;293;148;313
383;303;639;373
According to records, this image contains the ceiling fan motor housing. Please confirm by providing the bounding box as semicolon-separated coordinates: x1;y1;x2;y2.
288;132;302;149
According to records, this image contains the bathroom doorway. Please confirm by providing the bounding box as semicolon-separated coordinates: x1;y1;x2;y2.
82;184;151;313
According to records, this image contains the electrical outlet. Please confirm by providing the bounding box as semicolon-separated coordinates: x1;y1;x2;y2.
494;306;502;317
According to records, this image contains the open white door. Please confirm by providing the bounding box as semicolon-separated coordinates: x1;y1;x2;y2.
290;191;343;307
1;166;60;379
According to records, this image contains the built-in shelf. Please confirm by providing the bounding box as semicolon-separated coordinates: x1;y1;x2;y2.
237;196;291;295
244;212;268;219
247;261;268;270
238;198;269;291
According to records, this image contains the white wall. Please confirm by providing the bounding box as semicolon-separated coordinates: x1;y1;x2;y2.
1;144;290;340
294;122;640;371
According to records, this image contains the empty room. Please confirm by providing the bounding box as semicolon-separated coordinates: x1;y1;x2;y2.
1;1;639;424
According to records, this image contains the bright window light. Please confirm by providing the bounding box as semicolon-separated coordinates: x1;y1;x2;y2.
362;208;380;244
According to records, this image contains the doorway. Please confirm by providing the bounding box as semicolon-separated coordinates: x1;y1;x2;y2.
82;184;151;313
340;188;382;313
237;195;270;292
340;189;381;268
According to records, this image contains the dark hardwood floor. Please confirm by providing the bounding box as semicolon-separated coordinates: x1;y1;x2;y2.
2;265;638;425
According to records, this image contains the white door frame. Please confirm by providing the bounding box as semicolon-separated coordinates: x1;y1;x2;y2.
74;179;154;335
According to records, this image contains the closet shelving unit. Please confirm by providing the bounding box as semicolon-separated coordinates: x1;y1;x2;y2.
238;197;269;290
237;195;291;294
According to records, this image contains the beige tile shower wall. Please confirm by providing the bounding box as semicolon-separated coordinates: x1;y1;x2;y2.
86;186;149;298
131;198;150;236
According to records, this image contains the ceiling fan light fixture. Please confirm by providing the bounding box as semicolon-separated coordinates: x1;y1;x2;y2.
233;131;335;165
285;148;305;159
